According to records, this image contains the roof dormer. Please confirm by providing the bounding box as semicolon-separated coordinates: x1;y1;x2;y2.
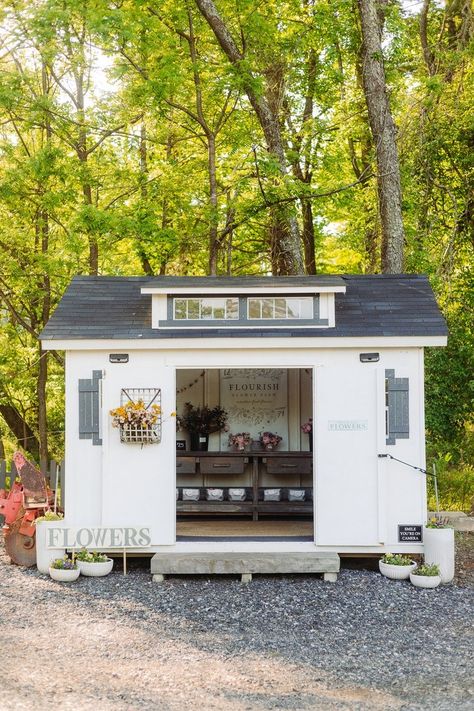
140;276;346;330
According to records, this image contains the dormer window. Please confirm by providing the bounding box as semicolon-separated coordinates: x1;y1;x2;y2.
174;297;239;321
142;276;346;330
248;297;313;320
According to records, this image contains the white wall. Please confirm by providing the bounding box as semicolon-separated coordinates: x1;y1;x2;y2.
65;351;176;545
65;345;426;550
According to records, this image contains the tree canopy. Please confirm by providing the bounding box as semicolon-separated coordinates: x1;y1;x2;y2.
0;0;472;474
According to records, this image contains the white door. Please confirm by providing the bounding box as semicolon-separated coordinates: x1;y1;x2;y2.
314;364;383;546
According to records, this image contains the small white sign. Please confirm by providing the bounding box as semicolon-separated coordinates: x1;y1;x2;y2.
47;526;152;549
328;420;369;432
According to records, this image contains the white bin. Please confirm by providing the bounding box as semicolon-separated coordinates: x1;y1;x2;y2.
35;520;66;574
424;527;455;584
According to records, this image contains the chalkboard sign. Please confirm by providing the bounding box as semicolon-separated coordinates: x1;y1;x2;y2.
398;525;423;543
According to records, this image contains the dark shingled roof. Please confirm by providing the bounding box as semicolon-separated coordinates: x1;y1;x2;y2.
40;274;448;341
142;275;345;289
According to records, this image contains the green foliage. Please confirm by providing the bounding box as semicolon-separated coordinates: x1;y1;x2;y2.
380;554;414;566
179;402;229;435
76;548;108;563
50;556;77;570
0;0;471;475
412;563;440;577
35;511;64;523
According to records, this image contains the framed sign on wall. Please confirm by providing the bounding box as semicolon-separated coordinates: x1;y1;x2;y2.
219;368;288;448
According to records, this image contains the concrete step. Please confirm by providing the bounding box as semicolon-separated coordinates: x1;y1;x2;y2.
150;550;340;583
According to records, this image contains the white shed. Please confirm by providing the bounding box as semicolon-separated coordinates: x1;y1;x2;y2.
41;274;447;579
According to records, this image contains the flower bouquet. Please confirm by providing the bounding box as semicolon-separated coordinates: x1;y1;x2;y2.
259;431;282;451
300;418;312;434
179;402;228;451
228;432;252;451
110;399;161;443
49;555;80;582
301;418;313;450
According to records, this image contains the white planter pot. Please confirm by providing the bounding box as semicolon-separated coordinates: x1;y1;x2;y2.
49;567;80;582
35;520;66;574
379;560;417;580
77;558;114;577
410;572;441;589
424;527;455;584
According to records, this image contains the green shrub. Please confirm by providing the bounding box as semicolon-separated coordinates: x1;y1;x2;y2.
380;553;413;566
411;563;440;577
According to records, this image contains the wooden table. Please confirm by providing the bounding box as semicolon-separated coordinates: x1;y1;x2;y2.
176;451;313;520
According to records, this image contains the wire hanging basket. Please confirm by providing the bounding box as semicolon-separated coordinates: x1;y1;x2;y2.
114;388;162;444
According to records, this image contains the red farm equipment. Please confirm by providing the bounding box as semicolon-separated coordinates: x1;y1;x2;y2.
0;452;53;567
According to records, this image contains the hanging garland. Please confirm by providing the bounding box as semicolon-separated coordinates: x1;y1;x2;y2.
176;370;205;395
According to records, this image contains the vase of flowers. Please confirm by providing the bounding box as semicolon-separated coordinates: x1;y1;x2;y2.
228;432;252;451
379;553;417;580
301;418;313;451
49;556;80;582
110;399;161;444
76;548;114;577
259;431;282;451
410;563;441;589
179;402;228;451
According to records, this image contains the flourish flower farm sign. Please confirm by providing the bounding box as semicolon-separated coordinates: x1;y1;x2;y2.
47;526;152;549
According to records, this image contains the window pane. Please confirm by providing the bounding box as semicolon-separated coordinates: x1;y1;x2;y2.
286;298;301;319
300;298;313;318
187;299;200;319
174;299;186;319
261;298;274;319
274;298;287;318
226;299;239;319
248;299;261;319
201;304;213;319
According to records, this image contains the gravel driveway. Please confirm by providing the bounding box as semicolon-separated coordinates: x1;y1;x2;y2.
1;539;472;711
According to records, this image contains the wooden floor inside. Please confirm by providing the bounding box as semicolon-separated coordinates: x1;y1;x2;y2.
176;519;313;541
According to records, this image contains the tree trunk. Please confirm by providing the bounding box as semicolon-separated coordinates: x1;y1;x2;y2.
36;346;48;472
301;198;316;274
138;123;154;275
0;404;40;460
207;133;219;275
37;63;51;468
194;0;303;275
358;0;405;273
75;62;98;275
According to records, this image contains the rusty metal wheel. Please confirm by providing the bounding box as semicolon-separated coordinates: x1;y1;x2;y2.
4;521;36;567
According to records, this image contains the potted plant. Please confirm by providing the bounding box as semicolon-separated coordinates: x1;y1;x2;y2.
110;399;161;444
379;553;417;580
410;562;441;589
228;432;252;451
259;431;282;451
300;419;313;451
179;402;228;451
76;548;114;577
49;556;80;582
35;511;65;574
424;516;455;584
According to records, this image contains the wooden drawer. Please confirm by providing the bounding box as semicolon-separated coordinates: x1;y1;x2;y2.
200;456;247;475
176;457;197;474
265;457;312;475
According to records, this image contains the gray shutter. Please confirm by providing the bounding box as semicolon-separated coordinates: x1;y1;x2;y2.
78;370;102;445
385;369;409;445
